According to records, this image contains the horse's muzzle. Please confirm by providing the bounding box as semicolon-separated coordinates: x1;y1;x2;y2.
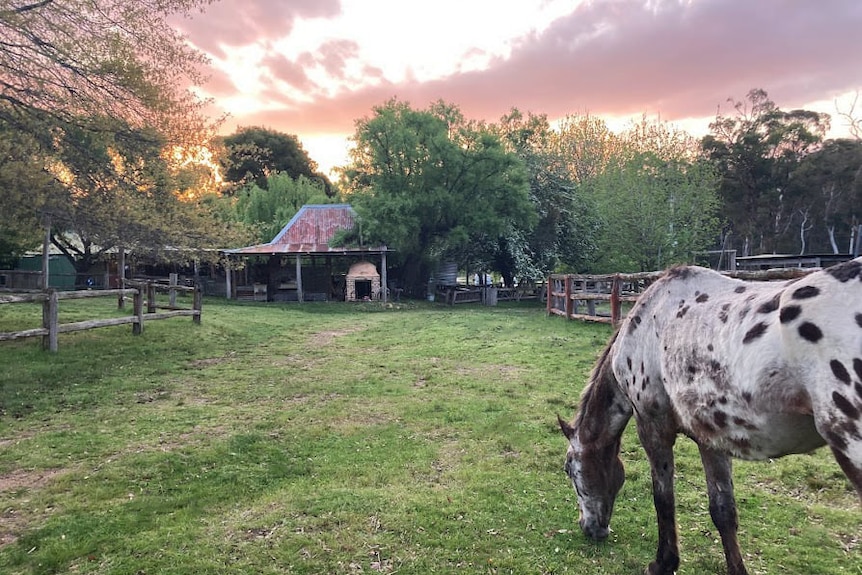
579;518;610;541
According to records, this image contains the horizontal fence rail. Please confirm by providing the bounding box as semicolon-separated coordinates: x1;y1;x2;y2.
0;281;201;352
548;268;814;326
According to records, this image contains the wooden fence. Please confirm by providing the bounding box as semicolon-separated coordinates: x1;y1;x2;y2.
0;281;201;352
548;268;814;326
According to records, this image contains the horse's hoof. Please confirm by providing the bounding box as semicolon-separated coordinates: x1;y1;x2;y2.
644;562;675;575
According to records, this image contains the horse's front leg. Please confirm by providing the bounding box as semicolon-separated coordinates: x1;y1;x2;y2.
636;420;680;575
698;445;748;575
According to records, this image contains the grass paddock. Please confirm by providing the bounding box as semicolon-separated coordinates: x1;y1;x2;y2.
1;297;859;574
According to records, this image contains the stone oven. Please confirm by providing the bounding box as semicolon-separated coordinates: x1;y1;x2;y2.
345;261;381;301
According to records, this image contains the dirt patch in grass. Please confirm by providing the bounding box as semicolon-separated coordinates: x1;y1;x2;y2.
0;467;66;548
309;327;364;346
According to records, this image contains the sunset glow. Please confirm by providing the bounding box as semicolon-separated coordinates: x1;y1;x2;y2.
173;0;862;177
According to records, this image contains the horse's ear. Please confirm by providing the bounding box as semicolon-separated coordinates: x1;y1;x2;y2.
557;414;575;440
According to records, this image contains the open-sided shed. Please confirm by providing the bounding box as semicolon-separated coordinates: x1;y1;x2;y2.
223;204;390;302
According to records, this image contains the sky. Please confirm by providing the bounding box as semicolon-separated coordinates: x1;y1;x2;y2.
173;0;862;177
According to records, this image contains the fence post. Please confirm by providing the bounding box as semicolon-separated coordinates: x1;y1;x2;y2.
147;282;156;313
41;289;59;352
193;284;202;324
133;288;143;335
564;276;573;319
169;273;178;307
610;276;621;326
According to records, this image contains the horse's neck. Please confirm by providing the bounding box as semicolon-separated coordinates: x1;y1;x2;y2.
579;341;632;446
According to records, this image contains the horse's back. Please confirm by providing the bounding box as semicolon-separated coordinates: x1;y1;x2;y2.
612;258;862;464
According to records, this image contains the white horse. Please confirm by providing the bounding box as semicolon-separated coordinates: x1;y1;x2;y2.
559;257;862;575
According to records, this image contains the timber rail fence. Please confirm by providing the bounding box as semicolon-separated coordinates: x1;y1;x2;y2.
0;280;201;352
548;268;814;326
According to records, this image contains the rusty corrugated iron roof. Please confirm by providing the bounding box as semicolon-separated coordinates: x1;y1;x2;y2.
225;204;386;255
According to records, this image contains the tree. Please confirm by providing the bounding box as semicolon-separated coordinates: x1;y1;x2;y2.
492;109;601;281
47;120;251;276
218;127;333;194
0;0;223;265
701;89;830;255
234;173;331;243
786;139;862;254
0;0;212;144
0;126;62;261
341;99;533;296
584;118;721;272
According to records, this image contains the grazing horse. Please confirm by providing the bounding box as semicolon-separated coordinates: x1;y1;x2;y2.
558;257;862;575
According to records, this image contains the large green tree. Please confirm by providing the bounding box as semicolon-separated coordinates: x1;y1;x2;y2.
218;127;333;194
342;99;533;296
701;89;829;255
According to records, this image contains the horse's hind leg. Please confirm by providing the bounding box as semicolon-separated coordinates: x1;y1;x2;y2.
698;445;748;575
635;420;680;575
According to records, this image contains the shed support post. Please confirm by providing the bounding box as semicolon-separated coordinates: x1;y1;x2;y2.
295;255;303;302
381;250;388;303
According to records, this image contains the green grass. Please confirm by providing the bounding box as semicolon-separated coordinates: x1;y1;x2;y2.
0;297;859;574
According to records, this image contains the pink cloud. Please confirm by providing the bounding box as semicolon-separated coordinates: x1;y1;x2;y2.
175;0;341;57
200;0;862;144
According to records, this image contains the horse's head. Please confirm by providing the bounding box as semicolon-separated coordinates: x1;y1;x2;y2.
558;415;625;541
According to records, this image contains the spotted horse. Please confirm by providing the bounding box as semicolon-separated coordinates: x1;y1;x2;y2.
558;257;862;575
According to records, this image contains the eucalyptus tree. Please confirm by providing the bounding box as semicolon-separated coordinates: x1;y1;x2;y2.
342;99;533;296
701;89;830;255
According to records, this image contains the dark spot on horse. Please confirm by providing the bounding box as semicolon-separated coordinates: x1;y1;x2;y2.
667;266;692;279
687;364;699;375
734;286;746;293
642;378;648;391
732;417;758;431
718;302;730;323
713;411;728;428
826;431;848;451
757;294;781;314
636;392;641;401
792;286;820;299
738;306;750;319
677;305;690;319
696;293;709;303
831;359;852;385
707;343;714;352
798;322;823;343
854;358;862;382
640;361;645;374
827;259;862;282
742;322;768;344
833;391;860;420
856;381;862;400
628;314;642;333
742;392;752;403
718;396;728;404
627;356;632;371
780;305;802;324
856;313;862;328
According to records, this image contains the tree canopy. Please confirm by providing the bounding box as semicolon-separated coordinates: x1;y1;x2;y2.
218;126;333;194
342;99;533;295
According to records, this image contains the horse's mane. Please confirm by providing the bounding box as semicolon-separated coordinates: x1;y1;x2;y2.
574;328;623;440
